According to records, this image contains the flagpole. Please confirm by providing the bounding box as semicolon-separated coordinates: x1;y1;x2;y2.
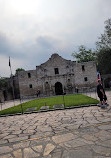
9;57;15;106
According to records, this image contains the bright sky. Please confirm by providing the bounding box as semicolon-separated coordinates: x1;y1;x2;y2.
0;0;111;77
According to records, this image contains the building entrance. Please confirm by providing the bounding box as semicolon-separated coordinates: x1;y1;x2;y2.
55;82;63;95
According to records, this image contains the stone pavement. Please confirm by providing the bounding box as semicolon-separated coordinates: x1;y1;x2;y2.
0;91;111;158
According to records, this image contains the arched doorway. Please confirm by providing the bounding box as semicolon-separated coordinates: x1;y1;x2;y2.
55;82;63;95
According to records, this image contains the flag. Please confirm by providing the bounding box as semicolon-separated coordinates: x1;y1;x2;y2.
9;57;11;67
97;71;101;81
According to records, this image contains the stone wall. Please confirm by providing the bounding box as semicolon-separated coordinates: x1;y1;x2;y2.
18;70;37;98
36;54;75;95
74;61;97;88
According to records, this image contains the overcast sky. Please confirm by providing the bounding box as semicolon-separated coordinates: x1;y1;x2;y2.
0;0;111;77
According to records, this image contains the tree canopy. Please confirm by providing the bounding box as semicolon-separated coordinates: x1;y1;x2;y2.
15;68;25;75
72;45;96;62
96;18;111;50
97;48;111;74
72;18;111;75
0;78;8;90
96;18;111;74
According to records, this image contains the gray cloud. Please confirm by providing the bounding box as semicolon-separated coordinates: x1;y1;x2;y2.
0;32;11;54
0;33;24;60
36;36;56;49
0;0;111;77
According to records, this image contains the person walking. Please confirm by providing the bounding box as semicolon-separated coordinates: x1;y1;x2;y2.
97;79;107;107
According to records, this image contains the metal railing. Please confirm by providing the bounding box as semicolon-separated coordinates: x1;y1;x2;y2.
0;88;99;116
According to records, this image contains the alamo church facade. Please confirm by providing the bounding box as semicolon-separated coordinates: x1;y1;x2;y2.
18;53;97;98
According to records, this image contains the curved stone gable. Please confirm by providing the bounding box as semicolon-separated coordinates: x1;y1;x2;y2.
40;53;74;67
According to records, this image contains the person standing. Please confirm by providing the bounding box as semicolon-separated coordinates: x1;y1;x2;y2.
97;79;107;106
37;89;40;97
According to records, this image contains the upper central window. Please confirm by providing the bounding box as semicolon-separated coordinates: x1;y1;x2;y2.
54;68;59;74
28;72;31;78
82;65;85;71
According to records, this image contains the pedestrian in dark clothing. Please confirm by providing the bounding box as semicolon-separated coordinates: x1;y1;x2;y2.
97;79;107;106
37;89;40;97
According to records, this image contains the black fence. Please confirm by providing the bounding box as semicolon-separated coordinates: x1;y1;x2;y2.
0;87;100;116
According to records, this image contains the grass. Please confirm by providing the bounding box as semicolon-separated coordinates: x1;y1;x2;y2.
0;94;99;115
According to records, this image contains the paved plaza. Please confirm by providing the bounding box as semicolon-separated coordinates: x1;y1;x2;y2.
0;91;111;158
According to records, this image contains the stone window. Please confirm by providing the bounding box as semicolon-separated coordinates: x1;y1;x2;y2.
28;73;31;78
84;77;88;82
54;68;59;74
82;65;85;71
29;84;32;88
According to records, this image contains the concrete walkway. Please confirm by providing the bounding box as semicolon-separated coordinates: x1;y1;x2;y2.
0;91;111;158
86;91;111;105
0;98;34;111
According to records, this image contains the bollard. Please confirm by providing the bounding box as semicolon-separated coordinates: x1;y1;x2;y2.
20;97;22;104
1;103;2;111
63;95;65;108
20;103;23;114
95;89;97;99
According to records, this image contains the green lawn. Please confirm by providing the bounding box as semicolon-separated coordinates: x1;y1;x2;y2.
0;94;99;115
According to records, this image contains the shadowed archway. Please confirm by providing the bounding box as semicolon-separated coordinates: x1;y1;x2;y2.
55;82;63;95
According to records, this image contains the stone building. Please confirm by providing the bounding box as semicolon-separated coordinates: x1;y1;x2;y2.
0;76;20;102
18;54;97;98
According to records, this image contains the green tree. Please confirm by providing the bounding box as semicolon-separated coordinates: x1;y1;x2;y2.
15;68;25;75
0;78;8;90
72;45;96;62
97;48;111;74
96;18;111;50
96;18;111;74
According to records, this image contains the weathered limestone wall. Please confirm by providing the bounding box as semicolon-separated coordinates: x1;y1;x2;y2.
18;70;37;98
36;54;74;77
36;54;75;95
18;54;97;98
74;61;97;88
